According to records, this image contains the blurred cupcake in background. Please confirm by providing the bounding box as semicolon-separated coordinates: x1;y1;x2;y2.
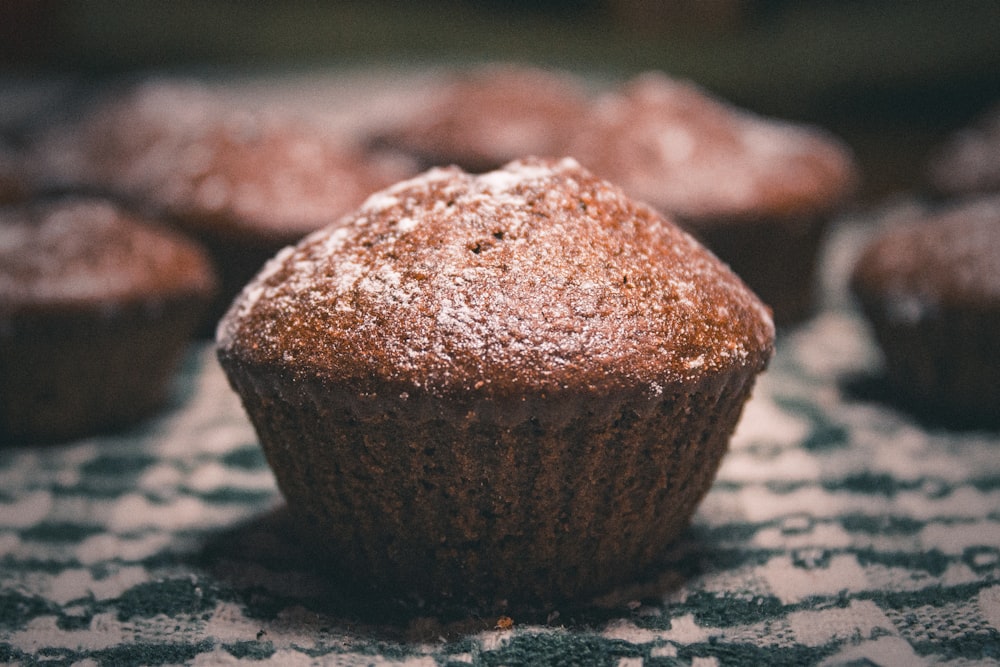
0;196;217;443
567;71;859;325
925;100;1000;197
850;195;1000;427
32;79;419;333
368;63;591;173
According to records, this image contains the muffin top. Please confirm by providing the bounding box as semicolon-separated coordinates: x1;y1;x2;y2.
0;198;216;315
851;196;1000;316
143;112;415;245
35;79;415;245
926;101;1000;196
567;72;857;223
371;64;590;173
218;158;774;401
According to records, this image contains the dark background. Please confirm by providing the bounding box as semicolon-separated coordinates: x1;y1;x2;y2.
3;0;1000;200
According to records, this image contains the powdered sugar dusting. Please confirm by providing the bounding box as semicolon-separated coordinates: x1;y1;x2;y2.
567;72;855;220
851;195;1000;310
219;158;774;394
361;191;400;215
927;101;1000;195
35;79;418;243
216;244;297;347
474;158;577;194
1;198;215;310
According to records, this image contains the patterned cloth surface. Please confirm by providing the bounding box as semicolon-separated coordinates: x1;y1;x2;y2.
2;213;1000;667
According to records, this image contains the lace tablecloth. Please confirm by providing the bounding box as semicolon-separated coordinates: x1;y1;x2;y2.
2;214;999;666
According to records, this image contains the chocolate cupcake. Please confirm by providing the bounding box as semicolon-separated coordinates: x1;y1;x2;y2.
925;101;1000;196
567;71;858;325
369;64;590;173
0;198;216;443
217;157;774;604
850;196;1000;426
33;79;416;330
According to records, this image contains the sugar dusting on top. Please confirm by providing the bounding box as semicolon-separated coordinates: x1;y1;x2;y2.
567;72;856;220
927;101;1000;195
852;195;1000;313
37;79;417;242
1;198;215;310
218;157;774;394
475;160;568;194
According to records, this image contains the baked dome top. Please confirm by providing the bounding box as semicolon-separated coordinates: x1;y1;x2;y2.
568;72;857;222
36;79;411;245
926;101;1000;196
218;158;774;398
0;198;216;314
851;196;1000;311
371;64;590;173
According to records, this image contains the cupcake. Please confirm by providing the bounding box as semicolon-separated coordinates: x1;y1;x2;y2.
0;197;217;443
369;64;590;173
567;71;858;325
32;79;417;331
217;157;775;604
850;196;1000;426
925;101;1000;196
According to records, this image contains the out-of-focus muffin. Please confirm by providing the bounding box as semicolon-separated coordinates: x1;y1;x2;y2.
32;79;418;332
369;64;591;173
850;196;1000;426
567;71;858;325
0;197;217;443
925;101;1000;197
217;157;775;605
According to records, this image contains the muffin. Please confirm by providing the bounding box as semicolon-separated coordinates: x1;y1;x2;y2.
32;79;416;330
217;157;775;604
0;197;216;443
850;196;1000;426
925;101;1000;196
567;71;858;325
369;64;590;173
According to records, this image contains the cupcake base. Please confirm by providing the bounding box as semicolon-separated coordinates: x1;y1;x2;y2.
0;302;201;444
221;363;760;604
857;302;1000;427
